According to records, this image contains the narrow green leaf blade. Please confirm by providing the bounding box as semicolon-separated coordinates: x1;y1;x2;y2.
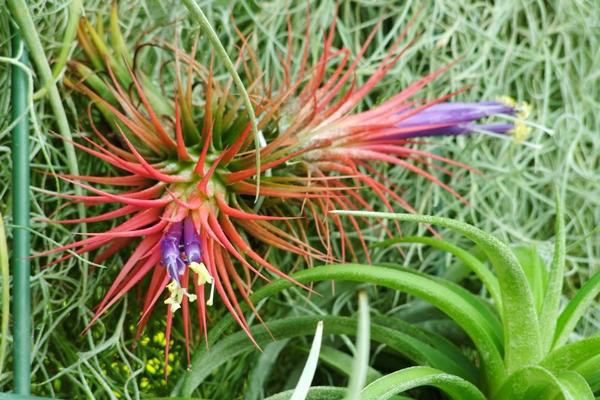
539;192;566;353
574;354;600;392
311;346;381;384
553;270;600;349
513;246;546;314
494;366;572;400
291;321;324;400
265;387;346;400
375;236;502;310
369;315;474;380
556;371;594;400
344;292;370;400
542;335;600;375
333;211;541;373
179;314;480;395
360;366;486;400
245;341;290;400
178;266;498;395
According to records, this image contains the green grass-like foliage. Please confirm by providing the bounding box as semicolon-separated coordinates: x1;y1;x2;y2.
175;194;600;399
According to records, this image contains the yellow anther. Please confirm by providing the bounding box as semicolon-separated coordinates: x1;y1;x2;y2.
189;262;213;285
512;121;531;143
499;95;530;116
164;280;197;313
499;96;531;143
140;336;150;346
517;101;531;119
189;262;215;306
499;96;517;108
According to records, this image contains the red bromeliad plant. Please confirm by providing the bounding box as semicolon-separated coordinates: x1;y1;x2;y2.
44;5;525;367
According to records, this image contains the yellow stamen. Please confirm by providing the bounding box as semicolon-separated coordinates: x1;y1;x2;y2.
189;262;215;306
512;121;531;143
499;96;517;108
207;279;215;306
189;262;213;285
499;96;532;143
164;281;197;313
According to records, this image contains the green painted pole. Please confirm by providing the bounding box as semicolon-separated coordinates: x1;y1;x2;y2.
10;29;31;395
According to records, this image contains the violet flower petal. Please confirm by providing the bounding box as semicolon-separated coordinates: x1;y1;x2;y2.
183;216;202;264
160;220;185;284
396;102;515;128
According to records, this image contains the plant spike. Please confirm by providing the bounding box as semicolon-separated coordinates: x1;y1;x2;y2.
47;5;528;372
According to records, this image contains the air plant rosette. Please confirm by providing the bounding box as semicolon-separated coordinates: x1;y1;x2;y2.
42;5;528;369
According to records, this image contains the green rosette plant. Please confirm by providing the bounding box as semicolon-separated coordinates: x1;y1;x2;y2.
176;195;600;399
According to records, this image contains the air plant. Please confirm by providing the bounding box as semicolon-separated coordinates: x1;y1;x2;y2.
43;4;526;368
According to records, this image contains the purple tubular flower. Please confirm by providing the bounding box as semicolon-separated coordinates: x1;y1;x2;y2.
160;221;185;284
397;122;515;139
183;216;202;264
392;102;515;139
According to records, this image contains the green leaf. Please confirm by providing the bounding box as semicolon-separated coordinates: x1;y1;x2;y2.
369;315;473;377
539;192;566;353
494;366;586;400
264;386;346;400
375;236;502;310
574;354;600;392
513;245;547;314
542;335;600;375
360;366;486;400
179;314;479;396
430;273;503;352
554;371;594;400
245;341;290;400
178;265;497;395
290;321;324;400
145;398;208;400
376;264;503;350
552;270;600;349
333;211;541;373
344;292;370;400
307;346;381;384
